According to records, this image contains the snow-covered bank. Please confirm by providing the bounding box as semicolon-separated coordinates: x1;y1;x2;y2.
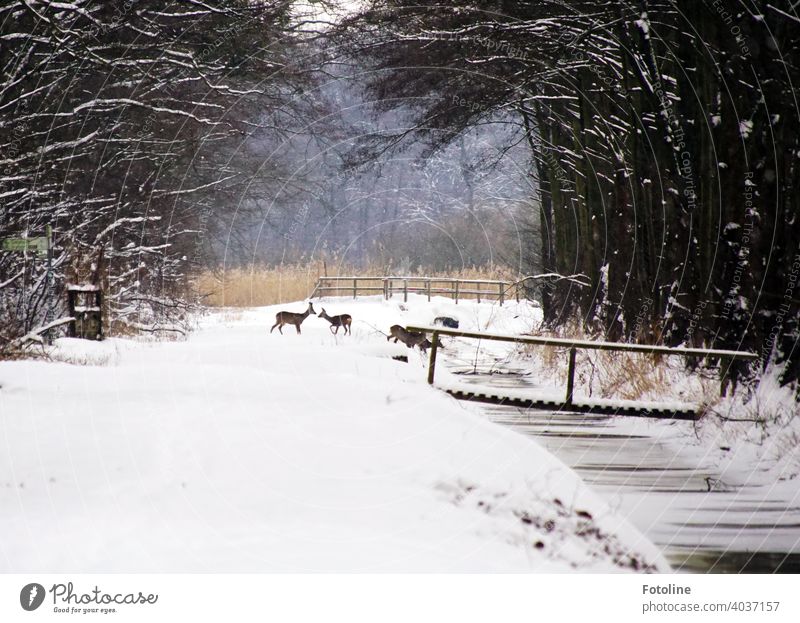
0;296;667;572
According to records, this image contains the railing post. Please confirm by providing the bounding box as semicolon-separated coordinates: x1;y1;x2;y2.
720;356;731;397
427;331;440;385
499;282;504;306
404;279;408;303
565;347;577;405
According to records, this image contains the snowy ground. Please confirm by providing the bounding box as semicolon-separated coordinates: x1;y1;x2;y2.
0;295;669;573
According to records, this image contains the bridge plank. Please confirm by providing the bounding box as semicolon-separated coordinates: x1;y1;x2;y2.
442;386;700;421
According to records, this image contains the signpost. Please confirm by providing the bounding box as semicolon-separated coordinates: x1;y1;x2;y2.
2;227;55;343
1;236;49;255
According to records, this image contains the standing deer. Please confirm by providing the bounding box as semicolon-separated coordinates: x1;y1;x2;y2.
318;308;352;335
270;302;316;335
387;325;444;353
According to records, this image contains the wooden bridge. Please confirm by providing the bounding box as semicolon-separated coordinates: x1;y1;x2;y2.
310;275;521;305
405;326;759;420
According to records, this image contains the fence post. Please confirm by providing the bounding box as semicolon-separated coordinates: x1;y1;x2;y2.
515;282;520;302
477;282;481;304
427;331;440;385
404;279;408;303
499;282;504;306
719;356;733;397
427;279;431;302
353;278;357;299
383;279;388;300
454;280;459;304
565;347;577;406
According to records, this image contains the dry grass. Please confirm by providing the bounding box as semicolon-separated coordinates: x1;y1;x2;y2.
195;262;517;308
586;351;669;400
517;322;708;403
196;264;318;307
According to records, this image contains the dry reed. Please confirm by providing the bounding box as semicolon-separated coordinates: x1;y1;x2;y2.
195;262;516;307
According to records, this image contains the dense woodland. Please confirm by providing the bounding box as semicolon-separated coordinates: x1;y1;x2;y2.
2;1;800;390
340;0;800;386
0;0;315;335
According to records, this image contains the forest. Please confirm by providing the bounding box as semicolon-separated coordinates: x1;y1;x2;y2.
2;0;799;391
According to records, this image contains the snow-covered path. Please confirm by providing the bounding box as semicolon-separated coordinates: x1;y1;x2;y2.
0;296;668;572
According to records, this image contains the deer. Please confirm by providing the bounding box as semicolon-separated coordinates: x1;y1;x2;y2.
417;338;435;354
387;325;444;353
318;308;352;335
270;301;316;335
433;316;459;329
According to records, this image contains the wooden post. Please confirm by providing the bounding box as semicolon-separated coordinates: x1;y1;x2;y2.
427;279;431;302
383;279;388;300
67;289;77;337
454;280;459;304
353;278;357;299
427;331;440;385
96;290;104;340
404;279;408;303
477;282;481;304
719;356;731;397
515;282;520;302
565;347;577;405
498;282;504;306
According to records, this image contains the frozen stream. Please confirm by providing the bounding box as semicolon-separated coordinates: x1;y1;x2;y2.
446;363;800;573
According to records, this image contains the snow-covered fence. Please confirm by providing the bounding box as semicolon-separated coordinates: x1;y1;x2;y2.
310;276;520;305
406;325;760;417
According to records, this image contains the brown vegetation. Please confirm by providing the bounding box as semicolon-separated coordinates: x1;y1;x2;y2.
195;262;516;307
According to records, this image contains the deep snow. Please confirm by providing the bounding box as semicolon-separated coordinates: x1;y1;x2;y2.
0;295;668;572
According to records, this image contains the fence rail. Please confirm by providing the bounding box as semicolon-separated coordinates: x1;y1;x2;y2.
406;325;759;414
310;276;520;305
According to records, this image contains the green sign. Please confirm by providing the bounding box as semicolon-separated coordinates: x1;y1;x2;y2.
2;236;48;255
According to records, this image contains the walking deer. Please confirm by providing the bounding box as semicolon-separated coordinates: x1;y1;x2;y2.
318;308;352;335
387;325;443;353
270;302;316;335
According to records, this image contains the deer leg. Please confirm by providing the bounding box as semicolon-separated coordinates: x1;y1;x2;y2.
296;323;301;334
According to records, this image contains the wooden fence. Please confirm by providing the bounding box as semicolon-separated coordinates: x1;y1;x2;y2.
406;325;759;416
310;276;520;305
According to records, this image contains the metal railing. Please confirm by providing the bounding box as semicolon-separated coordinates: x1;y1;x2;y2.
405;326;759;406
310;276;520;305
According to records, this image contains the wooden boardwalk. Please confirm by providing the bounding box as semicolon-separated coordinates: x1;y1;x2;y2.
442;386;701;421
